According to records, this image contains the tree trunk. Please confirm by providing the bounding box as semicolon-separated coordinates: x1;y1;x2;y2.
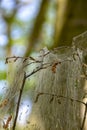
28;32;87;130
54;0;87;47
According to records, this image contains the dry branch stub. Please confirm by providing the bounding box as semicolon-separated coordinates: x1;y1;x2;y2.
28;47;85;130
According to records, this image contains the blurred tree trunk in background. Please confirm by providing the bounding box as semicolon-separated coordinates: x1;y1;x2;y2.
53;0;87;47
25;0;49;56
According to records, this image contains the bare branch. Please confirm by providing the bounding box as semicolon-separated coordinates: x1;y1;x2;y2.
13;72;26;130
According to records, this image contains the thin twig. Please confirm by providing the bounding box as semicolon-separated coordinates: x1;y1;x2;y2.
5;56;39;64
34;92;86;106
13;72;26;130
25;64;51;79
